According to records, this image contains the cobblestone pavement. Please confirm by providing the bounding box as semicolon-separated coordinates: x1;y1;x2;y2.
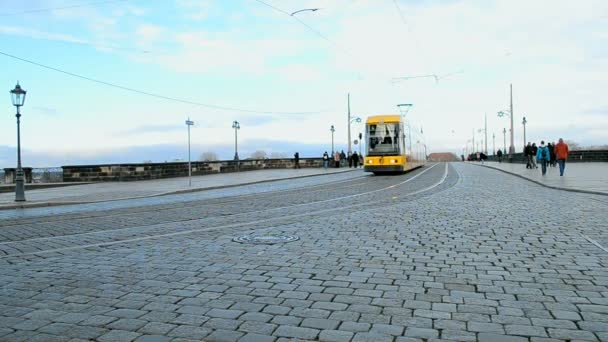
0;162;607;342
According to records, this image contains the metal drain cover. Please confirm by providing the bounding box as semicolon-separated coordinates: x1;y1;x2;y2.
233;234;299;244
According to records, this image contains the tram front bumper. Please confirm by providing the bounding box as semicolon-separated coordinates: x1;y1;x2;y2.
364;165;404;173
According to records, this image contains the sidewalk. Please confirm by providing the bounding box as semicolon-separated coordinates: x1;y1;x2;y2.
476;161;608;195
0;167;359;210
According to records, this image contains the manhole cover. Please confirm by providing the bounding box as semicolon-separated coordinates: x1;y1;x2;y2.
233;234;299;244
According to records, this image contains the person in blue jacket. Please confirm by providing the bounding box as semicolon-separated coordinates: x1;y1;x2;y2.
536;140;550;175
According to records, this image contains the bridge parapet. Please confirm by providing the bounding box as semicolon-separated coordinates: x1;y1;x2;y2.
62;158;323;182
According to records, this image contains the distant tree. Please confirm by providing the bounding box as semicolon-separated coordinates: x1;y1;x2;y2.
270;152;287;159
142;160;152;164
250;150;267;159
199;151;218;161
565;140;581;151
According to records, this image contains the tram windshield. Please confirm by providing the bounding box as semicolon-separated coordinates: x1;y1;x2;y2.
367;123;401;155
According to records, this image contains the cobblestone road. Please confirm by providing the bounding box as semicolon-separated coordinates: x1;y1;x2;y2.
0;163;607;341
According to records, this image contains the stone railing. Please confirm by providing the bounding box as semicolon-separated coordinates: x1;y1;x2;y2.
62;158;324;182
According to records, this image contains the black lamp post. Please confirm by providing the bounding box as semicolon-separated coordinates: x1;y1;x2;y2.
232;120;240;161
10;83;26;202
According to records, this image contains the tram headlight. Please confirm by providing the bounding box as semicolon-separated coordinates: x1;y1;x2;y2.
367;160;372;164
390;159;397;164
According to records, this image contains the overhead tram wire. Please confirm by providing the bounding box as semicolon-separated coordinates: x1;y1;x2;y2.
252;0;363;78
0;0;129;16
0;50;325;115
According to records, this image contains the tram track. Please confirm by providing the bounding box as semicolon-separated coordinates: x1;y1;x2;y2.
0;168;431;242
0;163;452;260
0;174;372;227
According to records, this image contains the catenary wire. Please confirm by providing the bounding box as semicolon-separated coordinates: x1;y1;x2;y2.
0;0;129;17
0;50;326;115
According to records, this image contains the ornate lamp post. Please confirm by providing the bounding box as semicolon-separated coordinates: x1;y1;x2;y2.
502;128;507;154
232;120;240;161
330;125;335;155
497;83;515;160
492;133;496;155
10;83;27;202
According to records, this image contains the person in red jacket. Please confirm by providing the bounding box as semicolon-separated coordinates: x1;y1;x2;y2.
554;138;569;176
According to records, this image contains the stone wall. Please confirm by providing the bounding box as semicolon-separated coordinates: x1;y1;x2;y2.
62;158;324;182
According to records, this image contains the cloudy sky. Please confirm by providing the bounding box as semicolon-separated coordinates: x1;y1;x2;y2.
1;0;607;166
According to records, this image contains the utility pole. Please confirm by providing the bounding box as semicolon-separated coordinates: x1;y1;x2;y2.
503;128;507;154
347;93;352;154
522;116;527;152
492;133;496;155
508;83;515;159
484;113;488;154
185;118;194;187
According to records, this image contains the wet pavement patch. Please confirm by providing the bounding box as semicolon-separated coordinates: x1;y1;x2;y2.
233;234;299;244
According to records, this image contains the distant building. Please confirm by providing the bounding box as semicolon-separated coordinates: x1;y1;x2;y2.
427;152;459;162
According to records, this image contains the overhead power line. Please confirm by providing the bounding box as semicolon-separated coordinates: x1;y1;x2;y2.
0;0;129;17
0;50;325;115
252;0;354;59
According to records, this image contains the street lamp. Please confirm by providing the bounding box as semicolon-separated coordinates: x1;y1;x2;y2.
502;128;507;154
232;120;240;165
10;82;26;202
330;125;335;155
497;83;515;160
185;118;194;187
522;116;527;152
492;133;496;155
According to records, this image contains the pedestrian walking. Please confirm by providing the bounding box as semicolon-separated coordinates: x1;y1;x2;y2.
554;138;569;176
322;151;329;169
531;143;538;169
536;140;550;175
352;151;360;168
340;150;346;167
548;142;556;167
524;142;532;169
334;151;341;168
294;152;300;169
348;152;353;168
497;149;503;163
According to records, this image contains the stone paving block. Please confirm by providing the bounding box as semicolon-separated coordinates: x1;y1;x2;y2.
504;324;548;337
238;333;276;342
478;333;527;342
12;319;51;331
262;306;291;315
168;325;212;339
207;309;244;319
270;315;302;326
27;333;71;342
171;313;209;326
137;322;176;335
318;329;353;342
351;332;394;342
205;329;244;342
273;325;319;340
97;329;141;342
403;327;438;339
108;318;148;331
439;329;476;341
238;321;277;335
106;309;147;319
547;328;599;341
370;323;404;336
301;318;340;330
467;321;505;333
134;336;172;342
204;318;242;330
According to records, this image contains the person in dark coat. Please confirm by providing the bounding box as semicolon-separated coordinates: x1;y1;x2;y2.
352;152;360;168
497;149;503;163
294;152;300;169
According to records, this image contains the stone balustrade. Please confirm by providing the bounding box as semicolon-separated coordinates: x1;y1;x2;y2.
62;158;324;182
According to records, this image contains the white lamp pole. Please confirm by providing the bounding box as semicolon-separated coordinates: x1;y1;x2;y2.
185;118;194;187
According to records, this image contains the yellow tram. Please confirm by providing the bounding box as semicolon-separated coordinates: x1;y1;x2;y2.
363;115;426;174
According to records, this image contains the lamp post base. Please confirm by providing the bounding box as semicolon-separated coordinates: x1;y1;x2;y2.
14;171;26;202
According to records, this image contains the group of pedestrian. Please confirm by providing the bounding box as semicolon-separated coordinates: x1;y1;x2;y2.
321;150;362;169
526;138;569;176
